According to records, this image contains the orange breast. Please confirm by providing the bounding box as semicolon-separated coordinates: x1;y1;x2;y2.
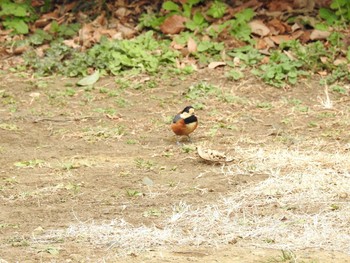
171;119;198;136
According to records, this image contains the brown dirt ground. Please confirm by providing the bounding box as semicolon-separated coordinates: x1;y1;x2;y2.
1;68;350;262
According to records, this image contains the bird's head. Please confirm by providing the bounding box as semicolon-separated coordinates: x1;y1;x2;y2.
180;106;195;118
182;106;195;114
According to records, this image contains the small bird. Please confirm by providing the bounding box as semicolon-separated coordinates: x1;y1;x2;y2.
171;106;198;144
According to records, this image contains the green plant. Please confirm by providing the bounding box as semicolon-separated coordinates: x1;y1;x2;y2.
14;159;45;168
65;182;82;194
253;51;306;88
135;158;155;170
225;69;244;80
206;0;227;19
318;0;350;27
163;0;204;19
25;31;179;77
257;102;273;109
332;85;346;94
229;8;255;41
185;82;219;99
0;0;36;34
126;189;143;197
228;46;263;66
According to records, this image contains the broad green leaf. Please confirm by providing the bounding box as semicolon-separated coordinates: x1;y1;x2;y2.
319;8;337;25
330;0;346;10
197;41;212;52
77;70;100;86
187;0;203;6
234;8;255;23
314;23;329;31
183;4;191;18
162;1;180;12
0;1;27;17
3;18;28;34
193;12;205;25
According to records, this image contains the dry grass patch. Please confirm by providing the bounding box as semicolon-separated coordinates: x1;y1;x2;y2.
33;145;350;256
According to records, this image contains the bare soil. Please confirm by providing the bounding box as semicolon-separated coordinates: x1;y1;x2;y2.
1;69;350;262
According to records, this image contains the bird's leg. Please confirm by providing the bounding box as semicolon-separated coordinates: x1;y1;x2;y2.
187;135;192;143
176;136;182;146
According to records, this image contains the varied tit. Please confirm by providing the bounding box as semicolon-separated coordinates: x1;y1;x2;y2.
171;106;198;144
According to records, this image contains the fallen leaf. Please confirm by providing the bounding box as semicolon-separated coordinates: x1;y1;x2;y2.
256;38;268;49
320;56;328;64
318;71;328;76
208;61;226;69
233;57;241;66
77;70;100;86
267;1;293;11
187;37;197;53
334;57;347;66
117;24;136;39
63;39;80;49
310;29;331;40
262;37;276;48
261;56;270;64
269;35;293;45
291;30;304;40
171;40;184;50
267;18;291;35
291;23;301;32
160;15;187;34
283;50;297;60
249;20;270;37
197;146;234;163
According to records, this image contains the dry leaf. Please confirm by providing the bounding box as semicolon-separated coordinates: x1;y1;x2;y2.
93;12;107;27
291;30;304;40
263;37;276;48
208;61;226;69
256;38;268;49
233;57;241;66
171;40;184;50
284;50;296;60
310;29;331;40
63;39;80;49
197;146;234;163
115;7;131;18
320;56;328;64
267;1;293;11
117;24;136;39
269;35;293;45
187;37;197;53
318;71;328;76
249;20;270;37
160;15;187;34
334;57;347;66
261;56;270;64
267;18;290;35
291;23;301;32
